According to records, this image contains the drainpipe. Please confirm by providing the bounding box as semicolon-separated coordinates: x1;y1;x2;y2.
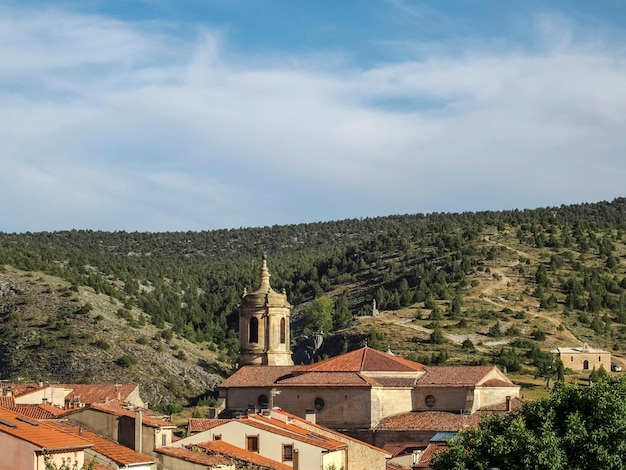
292;449;299;470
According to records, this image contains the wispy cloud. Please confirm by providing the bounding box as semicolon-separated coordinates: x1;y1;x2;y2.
1;5;625;232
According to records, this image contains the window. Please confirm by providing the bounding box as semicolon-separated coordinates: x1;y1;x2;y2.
247;435;259;452
314;397;325;411
213;435;222;441
283;444;293;461
583;360;589;370
571;356;573;362
249;317;259;343
161;433;167;447
280;317;286;344
425;395;436;408
258;394;269;408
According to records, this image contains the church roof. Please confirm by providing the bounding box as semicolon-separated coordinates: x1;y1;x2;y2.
375;411;483;432
240;257;290;308
219;365;299;388
416;365;514;387
300;347;426;373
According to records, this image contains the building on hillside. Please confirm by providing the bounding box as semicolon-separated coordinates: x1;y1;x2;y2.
62;402;176;456
216;259;520;449
552;344;611;372
0;406;93;470
172;407;390;470
2;382;145;410
50;421;156;470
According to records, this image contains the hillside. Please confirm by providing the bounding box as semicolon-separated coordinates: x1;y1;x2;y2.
1;198;626;407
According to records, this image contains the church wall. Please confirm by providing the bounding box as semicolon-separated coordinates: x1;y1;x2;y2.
474;386;519;410
371;387;413;424
412;387;470;413
227;386;374;430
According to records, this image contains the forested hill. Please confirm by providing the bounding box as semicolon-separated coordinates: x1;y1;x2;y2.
1;197;626;406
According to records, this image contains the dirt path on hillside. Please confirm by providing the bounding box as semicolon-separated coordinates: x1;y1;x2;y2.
482;237;580;344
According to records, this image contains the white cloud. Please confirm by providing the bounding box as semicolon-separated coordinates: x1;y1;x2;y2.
0;5;625;231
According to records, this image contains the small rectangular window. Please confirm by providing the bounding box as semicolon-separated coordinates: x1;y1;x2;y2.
214;434;222;441
162;433;167;447
247;435;259;453
283;444;293;461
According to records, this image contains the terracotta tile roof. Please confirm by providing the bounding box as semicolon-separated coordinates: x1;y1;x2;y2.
382;441;428;457
61;384;139;405
267;409;390;456
417;366;502;386
480;378;519;388
386;462;407;470
197;440;292;470
188;418;230;433
362;376;419;387
53;422;154;466
0;406;93;451
375;411;483;432
415;442;448;468
0;396;16;408
219;365;299;388
239;414;346;451
276;371;370;386
156;445;232;466
91;463;115;470
12;403;62;420
82;403;176;429
301;347;425;373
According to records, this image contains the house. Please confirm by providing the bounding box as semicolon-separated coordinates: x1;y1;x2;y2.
172;407;390;470
173;409;348;470
51;421;156;470
2;382;145;410
63;402;177;455
0;406;93;470
553;344;611;372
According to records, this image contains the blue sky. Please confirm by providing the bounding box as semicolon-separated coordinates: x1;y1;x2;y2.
2;1;626;232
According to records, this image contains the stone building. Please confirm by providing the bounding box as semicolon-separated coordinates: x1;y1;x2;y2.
553;344;611;372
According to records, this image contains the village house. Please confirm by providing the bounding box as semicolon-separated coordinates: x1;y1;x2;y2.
174;407;390;470
0;406;93;470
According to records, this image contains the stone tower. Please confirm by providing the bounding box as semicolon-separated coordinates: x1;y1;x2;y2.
238;257;293;367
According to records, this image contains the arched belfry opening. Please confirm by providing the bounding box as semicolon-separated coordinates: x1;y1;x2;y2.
237;257;293;367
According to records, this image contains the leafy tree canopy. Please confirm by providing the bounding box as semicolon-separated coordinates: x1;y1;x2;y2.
432;376;626;470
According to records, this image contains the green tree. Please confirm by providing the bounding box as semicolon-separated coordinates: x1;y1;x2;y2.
433;376;626;470
301;296;334;334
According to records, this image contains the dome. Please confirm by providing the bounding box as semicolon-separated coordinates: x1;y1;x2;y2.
240;258;291;308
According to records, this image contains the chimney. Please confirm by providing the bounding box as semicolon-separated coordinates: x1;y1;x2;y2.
38;381;44;388
116;384;121;401
293;449;299;470
135;410;143;453
506;396;511;412
305;409;316;424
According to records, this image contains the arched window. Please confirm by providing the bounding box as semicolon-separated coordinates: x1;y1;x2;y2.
280;317;286;344
583;360;589;370
249;317;259;343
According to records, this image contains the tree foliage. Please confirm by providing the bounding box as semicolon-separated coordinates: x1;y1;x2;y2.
432;376;626;470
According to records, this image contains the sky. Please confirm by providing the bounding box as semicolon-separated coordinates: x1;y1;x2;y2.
2;1;626;233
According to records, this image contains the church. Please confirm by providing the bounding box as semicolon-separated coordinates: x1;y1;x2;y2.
217;258;520;441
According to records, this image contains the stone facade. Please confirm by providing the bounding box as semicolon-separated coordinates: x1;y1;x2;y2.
553;344;611;372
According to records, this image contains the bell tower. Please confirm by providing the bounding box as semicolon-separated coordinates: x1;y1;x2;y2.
238;257;293;367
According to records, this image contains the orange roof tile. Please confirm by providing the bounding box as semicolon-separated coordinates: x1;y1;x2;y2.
157;446;232;466
219;365;299;388
0;396;16;408
415;442;448;468
301;347;425;373
52;422;154;466
239;414;346;451
197;440;291;470
188;418;230;433
0;407;93;451
382;441;428;457
69;403;176;429
276;371;370;386
267;409;390;456
61;384;139;405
